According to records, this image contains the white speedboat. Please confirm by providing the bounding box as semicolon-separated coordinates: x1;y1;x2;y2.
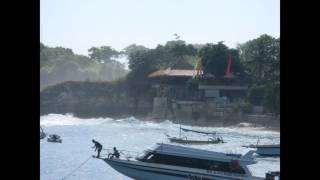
98;143;267;180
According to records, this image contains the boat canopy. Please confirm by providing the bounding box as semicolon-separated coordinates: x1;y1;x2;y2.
180;127;216;135
148;143;256;164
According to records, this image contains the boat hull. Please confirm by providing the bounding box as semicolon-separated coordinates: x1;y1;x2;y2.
256;147;280;157
47;138;62;143
243;144;280;157
103;158;262;180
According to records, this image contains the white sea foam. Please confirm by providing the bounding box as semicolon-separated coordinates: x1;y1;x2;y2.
40;113;113;126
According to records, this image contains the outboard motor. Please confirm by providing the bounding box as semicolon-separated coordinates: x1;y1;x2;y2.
266;171;280;180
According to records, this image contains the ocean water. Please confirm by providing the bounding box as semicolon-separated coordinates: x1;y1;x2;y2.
40;114;280;180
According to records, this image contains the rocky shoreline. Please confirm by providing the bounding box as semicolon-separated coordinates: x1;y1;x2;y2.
41;81;279;132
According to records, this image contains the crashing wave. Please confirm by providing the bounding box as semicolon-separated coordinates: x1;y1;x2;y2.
40;114;113;126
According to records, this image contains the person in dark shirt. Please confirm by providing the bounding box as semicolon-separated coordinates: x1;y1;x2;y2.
92;139;103;158
108;147;120;159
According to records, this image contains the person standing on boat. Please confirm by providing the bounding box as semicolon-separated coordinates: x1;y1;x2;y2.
92;139;103;158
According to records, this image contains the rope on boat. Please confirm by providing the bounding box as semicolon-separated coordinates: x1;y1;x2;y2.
61;156;92;180
102;148;140;155
100;148;141;160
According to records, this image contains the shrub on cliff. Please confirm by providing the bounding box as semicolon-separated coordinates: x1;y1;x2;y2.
239;100;253;114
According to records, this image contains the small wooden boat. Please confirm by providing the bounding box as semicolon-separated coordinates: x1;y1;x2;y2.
168;136;225;145
167;121;224;145
47;134;62;143
180;127;216;135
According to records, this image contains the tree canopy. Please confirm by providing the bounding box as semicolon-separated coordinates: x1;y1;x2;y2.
198;42;244;78
40;43;127;89
122;44;149;56
88;46;120;63
238;34;280;114
126;40;198;73
238;34;279;85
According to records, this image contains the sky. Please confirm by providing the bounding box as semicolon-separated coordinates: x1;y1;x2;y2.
40;0;280;56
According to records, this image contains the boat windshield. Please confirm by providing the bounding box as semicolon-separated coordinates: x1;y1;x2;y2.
136;151;154;161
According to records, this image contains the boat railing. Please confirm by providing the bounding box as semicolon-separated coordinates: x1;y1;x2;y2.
101;148;141;161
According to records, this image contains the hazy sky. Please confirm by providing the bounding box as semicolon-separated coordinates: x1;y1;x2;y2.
40;0;280;56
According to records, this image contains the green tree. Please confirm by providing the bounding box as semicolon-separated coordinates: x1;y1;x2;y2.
40;43;127;89
40;46;74;69
164;40;197;58
152;40;197;68
238;35;280;114
122;44;149;56
238;34;279;85
198;42;244;78
128;49;156;73
88;46;120;63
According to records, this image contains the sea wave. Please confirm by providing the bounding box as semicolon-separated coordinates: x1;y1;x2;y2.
40;114;113;126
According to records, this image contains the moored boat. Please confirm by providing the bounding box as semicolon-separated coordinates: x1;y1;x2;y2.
180;127;216;135
243;138;280;157
47;134;62;143
168;136;224;145
254;144;280;157
166;125;224;145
